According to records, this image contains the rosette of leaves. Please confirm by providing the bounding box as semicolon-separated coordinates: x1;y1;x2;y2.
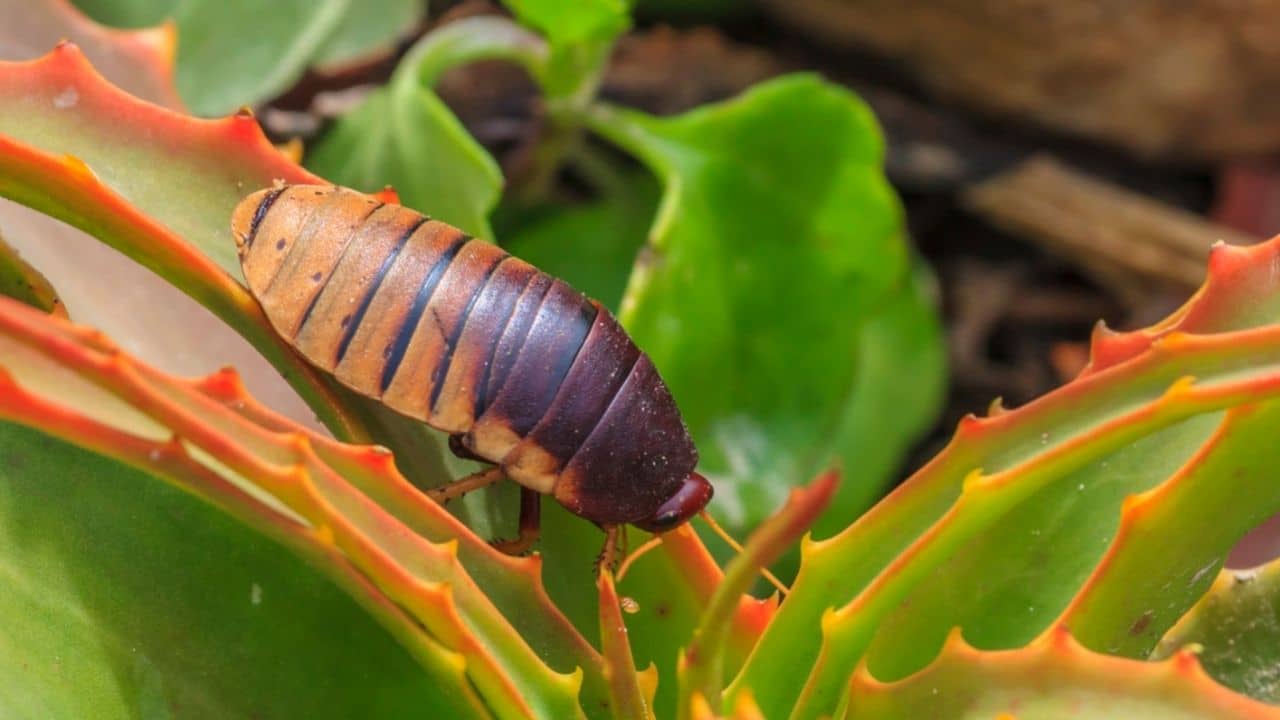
1;2;1279;719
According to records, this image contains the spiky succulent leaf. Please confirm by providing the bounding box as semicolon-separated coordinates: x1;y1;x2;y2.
731;236;1280;719
1153;558;1280;704
0;419;477;720
0;294;619;718
2;0;180;107
678;472;837;720
844;627;1280;719
0;43;462;483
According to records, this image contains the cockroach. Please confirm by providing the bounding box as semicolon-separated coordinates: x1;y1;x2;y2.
230;184;713;564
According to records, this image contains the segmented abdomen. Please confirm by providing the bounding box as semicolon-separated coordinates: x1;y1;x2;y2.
231;185;697;524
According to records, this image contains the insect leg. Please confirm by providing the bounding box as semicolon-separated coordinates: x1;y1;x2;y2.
426;466;504;503
448;433;486;462
491;487;541;555
594;525;622;576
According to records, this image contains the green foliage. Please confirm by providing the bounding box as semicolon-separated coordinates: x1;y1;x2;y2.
0;422;445;719
583;79;930;531
1154;559;1280;704
72;0;423;114
308;16;543;238
845;629;1274;720
501;0;629;48
307;8;943;534
11;2;1280;719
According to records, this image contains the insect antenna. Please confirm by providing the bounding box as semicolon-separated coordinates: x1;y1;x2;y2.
698;510;790;596
615;513;791;597
616;535;662;581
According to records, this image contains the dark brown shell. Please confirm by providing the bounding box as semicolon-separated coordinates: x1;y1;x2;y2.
231;184;699;525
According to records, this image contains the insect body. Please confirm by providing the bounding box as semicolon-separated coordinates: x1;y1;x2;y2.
231;184;711;554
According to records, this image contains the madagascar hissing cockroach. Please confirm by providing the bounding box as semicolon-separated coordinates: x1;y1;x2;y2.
230;183;712;563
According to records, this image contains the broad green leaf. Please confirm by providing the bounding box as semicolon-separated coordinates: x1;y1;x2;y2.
845;628;1279;719
0;421;458;719
313;0;424;71
498;169;660;310
500;0;629;47
74;0;351;115
1153;560;1280;704
813;262;944;535
584;76;932;532
308;17;548;238
72;0;424;113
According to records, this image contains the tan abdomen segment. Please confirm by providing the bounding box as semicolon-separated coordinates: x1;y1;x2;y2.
232;184;698;524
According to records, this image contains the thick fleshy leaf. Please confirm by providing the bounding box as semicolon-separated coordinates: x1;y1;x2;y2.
1043;239;1280;659
308;16;548;239
844;627;1280;719
0;295;616;718
731;236;1280;719
678;472;836;720
597;572;654;720
583;76;937;532
0;421;468;720
1153;560;1280;704
1;0;181;107
0;44;464;484
0;231;63;315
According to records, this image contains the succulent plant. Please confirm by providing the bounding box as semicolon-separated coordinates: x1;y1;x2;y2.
1;2;1280;718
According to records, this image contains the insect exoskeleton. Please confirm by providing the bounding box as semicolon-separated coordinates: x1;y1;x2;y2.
230;183;712;558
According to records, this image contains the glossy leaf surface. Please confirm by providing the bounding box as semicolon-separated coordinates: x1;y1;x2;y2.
72;0;424;113
1154;559;1280;705
584;76;940;532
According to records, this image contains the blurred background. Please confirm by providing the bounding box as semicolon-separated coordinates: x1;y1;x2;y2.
7;0;1280;561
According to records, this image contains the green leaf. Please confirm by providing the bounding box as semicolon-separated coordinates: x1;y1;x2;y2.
308;17;548;238
76;0;350;115
860;412;1223;681
583;75;933;532
733;268;1280;718
72;0;423;114
498;169;660;310
1153;560;1280;704
0;421;456;719
313;0;424;70
0;293;614;718
69;0;175;26
500;0;629;47
845;628;1280;719
814;262;945;535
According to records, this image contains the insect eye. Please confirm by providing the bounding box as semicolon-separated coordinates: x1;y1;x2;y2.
633;471;713;533
649;512;681;530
